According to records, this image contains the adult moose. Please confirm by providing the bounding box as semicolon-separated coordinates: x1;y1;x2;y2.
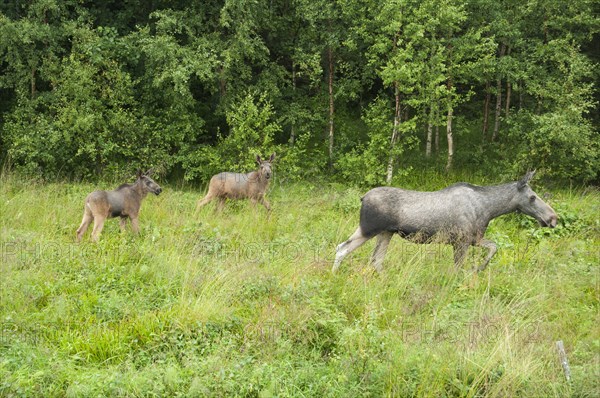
76;170;162;242
197;153;276;212
333;171;557;273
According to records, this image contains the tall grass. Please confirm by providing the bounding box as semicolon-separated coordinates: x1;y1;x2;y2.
0;172;598;397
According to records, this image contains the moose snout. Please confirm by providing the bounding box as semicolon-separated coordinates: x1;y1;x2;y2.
548;214;557;228
155;187;163;195
540;213;557;228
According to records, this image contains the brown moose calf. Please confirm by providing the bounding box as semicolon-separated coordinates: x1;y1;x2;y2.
76;170;162;242
197;153;275;212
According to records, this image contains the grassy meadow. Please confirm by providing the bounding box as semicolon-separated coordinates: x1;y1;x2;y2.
0;172;598;397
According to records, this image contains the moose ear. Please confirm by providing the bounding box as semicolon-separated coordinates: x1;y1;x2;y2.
144;168;153;177
136;169;143;178
269;153;276;163
518;170;536;190
256;155;262;165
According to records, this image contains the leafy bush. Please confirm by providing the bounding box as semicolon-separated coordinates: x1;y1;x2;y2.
181;91;281;182
3;27;199;180
335;97;417;187
519;200;588;240
507;110;599;182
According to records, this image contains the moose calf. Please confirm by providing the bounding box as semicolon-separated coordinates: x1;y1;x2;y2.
76;170;162;242
197;153;275;212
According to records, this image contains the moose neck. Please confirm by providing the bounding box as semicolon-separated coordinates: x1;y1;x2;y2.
480;182;521;222
131;180;149;199
248;170;269;186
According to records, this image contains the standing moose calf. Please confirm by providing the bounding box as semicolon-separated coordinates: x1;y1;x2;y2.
197;153;275;212
333;171;557;273
76;170;162;242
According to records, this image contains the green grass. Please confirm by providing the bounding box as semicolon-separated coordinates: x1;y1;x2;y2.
0;173;598;397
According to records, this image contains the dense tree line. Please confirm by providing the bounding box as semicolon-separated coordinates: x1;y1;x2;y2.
0;0;598;183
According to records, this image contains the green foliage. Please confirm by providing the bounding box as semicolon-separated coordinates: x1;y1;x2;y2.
508;110;599;182
181;91;281;181
517;199;590;241
0;0;598;182
505;38;599;182
336;97;416;186
2;21;204;179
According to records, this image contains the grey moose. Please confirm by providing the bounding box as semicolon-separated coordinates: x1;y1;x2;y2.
333;171;557;273
76;170;162;242
197;153;276;212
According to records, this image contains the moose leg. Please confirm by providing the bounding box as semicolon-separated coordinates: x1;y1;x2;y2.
196;193;214;211
332;227;370;273
130;217;140;234
476;239;497;272
90;216;106;242
452;242;470;267
76;207;93;242
215;197;226;212
370;231;394;273
119;216;129;233
259;197;271;212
